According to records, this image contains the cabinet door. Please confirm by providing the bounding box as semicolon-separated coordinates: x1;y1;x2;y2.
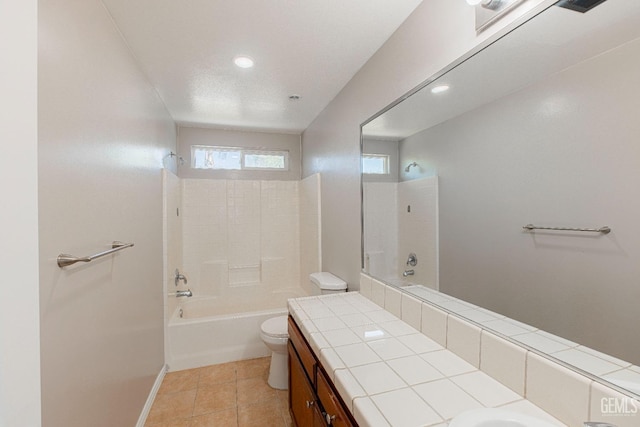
288;316;316;382
317;368;356;427
313;402;327;427
289;342;317;427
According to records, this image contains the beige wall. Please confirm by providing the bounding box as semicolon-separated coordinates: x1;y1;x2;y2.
177;126;301;181
38;1;176;426
301;0;551;288
0;1;41;427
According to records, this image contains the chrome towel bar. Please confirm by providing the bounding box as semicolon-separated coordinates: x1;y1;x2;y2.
57;241;134;268
523;224;611;234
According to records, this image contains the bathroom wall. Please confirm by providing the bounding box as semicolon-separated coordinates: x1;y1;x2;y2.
181;179;301;295
38;1;176;426
177;126;301;181
300;173;322;293
397;37;640;363
302;0;551;288
0;1;41;426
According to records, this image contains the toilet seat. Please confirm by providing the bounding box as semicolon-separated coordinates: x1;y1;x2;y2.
260;315;288;338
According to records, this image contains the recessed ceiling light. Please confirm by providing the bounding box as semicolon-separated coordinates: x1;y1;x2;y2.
431;85;450;94
289;95;301;101
233;56;254;69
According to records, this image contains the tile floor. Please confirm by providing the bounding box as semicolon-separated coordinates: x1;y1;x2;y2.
145;357;292;427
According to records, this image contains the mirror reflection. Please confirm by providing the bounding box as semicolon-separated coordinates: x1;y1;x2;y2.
361;0;640;397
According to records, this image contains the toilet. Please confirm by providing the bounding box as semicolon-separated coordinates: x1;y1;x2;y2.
260;272;347;389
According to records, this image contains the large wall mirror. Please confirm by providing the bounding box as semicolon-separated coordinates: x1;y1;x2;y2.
361;0;640;398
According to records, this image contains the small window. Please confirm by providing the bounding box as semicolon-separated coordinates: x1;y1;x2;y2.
192;146;242;170
244;150;288;170
362;154;390;175
191;145;289;171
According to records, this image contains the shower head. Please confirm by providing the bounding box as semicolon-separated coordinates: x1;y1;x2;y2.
168;151;185;165
404;162;419;172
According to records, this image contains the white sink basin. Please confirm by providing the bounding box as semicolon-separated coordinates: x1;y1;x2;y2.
449;408;558;427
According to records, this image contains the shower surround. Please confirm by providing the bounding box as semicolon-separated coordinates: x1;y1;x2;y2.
163;170;321;369
363;176;438;289
182;178;301;295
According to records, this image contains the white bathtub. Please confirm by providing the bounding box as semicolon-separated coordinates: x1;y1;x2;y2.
167;288;309;371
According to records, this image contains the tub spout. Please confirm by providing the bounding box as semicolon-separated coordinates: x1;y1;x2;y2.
175;289;192;298
403;270;414;277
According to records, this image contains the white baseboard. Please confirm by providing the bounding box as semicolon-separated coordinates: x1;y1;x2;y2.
136;364;167;427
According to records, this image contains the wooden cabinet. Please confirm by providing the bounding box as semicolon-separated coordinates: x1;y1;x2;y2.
317;368;353;427
288;342;324;426
288;316;357;427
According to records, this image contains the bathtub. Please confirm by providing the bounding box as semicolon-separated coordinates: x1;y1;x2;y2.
167;287;309;371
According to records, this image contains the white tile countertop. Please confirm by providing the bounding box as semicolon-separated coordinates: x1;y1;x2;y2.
288;292;566;427
400;284;640;395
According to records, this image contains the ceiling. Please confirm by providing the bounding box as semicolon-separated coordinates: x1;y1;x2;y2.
364;0;640;140
101;0;423;134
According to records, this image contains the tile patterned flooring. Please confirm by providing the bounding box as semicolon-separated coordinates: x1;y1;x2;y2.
145;357;292;427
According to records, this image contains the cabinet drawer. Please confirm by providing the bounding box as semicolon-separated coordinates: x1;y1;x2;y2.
288;316;316;384
317;367;356;427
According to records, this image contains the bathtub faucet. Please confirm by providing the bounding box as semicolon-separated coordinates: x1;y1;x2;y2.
175;269;188;287
403;269;415;277
175;289;193;298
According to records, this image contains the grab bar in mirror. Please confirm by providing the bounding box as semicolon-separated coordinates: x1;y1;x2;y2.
57;241;134;268
523;224;611;234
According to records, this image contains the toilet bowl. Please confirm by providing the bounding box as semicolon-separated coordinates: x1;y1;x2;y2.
260;272;348;389
260;315;289;390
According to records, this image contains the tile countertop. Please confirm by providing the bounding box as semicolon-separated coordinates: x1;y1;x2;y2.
287;292;566;427
402;284;640;395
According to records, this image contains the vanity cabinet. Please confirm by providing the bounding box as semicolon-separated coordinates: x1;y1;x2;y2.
288;316;357;427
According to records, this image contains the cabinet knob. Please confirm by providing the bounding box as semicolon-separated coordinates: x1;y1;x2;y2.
325;413;336;424
305;400;315;408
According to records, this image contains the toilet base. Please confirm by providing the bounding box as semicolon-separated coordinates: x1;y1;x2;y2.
267;350;289;390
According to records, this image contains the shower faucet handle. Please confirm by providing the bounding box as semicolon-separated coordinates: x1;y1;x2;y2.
174;268;188;287
406;253;418;267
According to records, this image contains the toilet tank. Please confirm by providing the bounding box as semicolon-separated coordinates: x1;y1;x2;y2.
309;272;347;295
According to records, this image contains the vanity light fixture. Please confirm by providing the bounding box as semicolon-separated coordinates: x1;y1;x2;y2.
233;55;254;69
431;84;450;94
